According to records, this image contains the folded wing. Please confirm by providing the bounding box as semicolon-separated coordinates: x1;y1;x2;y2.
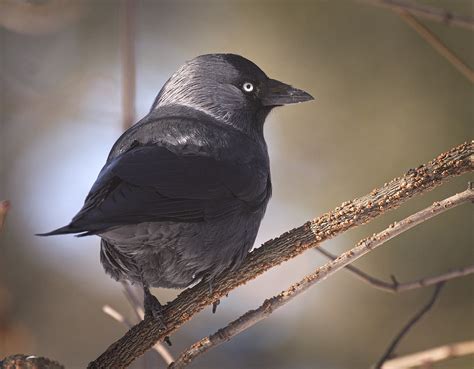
50;144;268;235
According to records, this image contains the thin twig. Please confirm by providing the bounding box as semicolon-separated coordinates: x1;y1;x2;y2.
120;0;136;130
316;247;474;293
169;189;472;369
120;282;174;365
0;200;10;232
103;305;174;365
359;0;474;30
398;11;474;83
374;283;445;369
103;305;134;327
88;142;472;369
121;281;145;320
382;340;474;369
119;282;149;369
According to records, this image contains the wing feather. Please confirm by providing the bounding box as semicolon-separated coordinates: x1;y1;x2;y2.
69;145;268;233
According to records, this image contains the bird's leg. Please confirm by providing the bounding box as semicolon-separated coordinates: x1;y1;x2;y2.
142;286;173;345
208;279;213;295
143;285;163;321
212;299;220;314
208;278;220;314
142;284;167;328
138;267;165;324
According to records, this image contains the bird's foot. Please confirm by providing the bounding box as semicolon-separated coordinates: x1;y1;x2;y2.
208;279;221;313
143;286;167;332
212;299;220;314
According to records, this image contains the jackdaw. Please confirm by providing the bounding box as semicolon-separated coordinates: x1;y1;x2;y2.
40;53;313;320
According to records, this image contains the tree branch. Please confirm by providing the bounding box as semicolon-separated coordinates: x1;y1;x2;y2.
359;0;474;30
120;280;145;321
316;247;474;293
168;189;473;369
88;142;473;369
398;11;474;83
374;283;445;369
382;340;474;369
103;305;174;365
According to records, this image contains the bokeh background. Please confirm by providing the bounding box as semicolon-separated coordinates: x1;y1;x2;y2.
0;0;473;368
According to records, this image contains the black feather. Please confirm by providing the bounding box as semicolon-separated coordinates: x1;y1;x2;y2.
36;224;80;236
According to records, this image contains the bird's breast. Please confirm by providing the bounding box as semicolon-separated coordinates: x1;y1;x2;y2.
100;207;266;289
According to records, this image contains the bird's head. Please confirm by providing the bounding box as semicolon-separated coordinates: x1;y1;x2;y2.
152;53;314;136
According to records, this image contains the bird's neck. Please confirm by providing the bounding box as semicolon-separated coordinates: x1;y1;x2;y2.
152;102;270;143
223;108;270;142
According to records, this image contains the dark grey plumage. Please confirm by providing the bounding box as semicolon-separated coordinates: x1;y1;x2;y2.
40;54;313;313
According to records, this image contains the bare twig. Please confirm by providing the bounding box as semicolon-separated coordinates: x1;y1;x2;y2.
120;282;176;365
121;282;174;364
103;305;174;365
374;283;445;369
118;285;149;369
121;281;145;321
382;340;474;369
361;1;474;82
398;11;474;83
103;304;135;327
88;142;472;369
360;0;474;30
120;0;136;130
0;200;10;232
316;247;474;293
168;189;472;369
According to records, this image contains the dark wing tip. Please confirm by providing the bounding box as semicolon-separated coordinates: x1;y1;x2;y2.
36;224;79;237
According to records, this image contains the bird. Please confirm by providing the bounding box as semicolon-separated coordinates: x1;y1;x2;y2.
39;53;313;322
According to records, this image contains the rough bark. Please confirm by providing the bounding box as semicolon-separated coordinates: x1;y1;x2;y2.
88;142;472;369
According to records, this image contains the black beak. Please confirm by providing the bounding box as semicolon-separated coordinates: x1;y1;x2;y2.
261;78;314;106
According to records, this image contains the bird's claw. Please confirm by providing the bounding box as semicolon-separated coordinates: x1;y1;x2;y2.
212;299;220;314
144;288;167;332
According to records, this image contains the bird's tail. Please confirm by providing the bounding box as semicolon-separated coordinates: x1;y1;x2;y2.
36;224;91;237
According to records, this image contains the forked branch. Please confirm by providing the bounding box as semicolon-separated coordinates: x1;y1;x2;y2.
88;142;472;369
374;282;445;369
103;305;174;365
316;247;474;293
170;189;473;368
360;0;474;30
398;12;474;83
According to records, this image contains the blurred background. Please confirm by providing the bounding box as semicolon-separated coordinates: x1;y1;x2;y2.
0;0;473;368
